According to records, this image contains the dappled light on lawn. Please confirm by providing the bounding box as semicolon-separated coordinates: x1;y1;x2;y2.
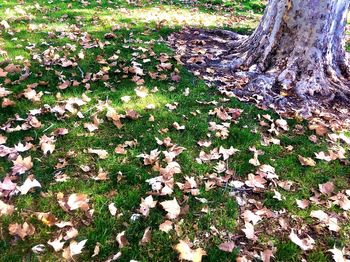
0;0;350;262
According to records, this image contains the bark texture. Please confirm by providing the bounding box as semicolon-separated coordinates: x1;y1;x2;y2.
169;0;350;124
225;0;350;103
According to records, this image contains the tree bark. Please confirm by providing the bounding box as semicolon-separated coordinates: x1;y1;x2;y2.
226;0;349;103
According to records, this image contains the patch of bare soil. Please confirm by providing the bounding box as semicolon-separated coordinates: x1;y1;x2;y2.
169;28;350;131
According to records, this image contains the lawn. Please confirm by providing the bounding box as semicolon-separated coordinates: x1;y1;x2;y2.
0;0;350;261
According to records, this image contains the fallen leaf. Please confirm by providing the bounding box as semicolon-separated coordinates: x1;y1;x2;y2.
116;231;129;248
328;246;349;262
139;195;157;217
218;242;235;253
18;175;41;194
11;155;33;175
108;203;118;216
92;242;101;257
0;200;14;216
298;155;316;167
159;220;173;233
160;198;181;219
8;222;35;240
289;230;315;251
242;222;256;240
319;182;334;195
174;240;206;262
63;239;87;259
140;227;151;245
88;148;109;159
296;199;310;209
48;235;65;252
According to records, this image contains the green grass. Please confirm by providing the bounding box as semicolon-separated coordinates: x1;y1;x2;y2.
0;0;349;261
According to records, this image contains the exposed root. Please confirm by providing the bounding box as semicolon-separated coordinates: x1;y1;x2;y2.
168;28;350;128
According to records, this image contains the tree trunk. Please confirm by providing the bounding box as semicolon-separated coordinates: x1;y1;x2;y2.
169;0;350;120
226;0;350;103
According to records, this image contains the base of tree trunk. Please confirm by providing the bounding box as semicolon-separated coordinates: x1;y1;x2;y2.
169;28;350;128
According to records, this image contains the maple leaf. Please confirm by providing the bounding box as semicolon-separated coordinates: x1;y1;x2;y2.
328;247;349;262
34;212;57;226
0;68;8;77
116;231;129;248
48;235;65;252
0;176;17;191
319;181;335;195
88;148;109;159
242;222;256;240
160;198;181;219
0;134;7;144
308;123;328;136
298;155;316;167
8;222;35;240
174;240;206;262
0;200;14;216
4;64;21;73
140;227;151;246
92;242;101;258
296;199;310;209
173;122;185;130
108;203;118;216
58;80;71;90
159;220;173;233
260;249;274;262
67;193;90;211
11;155;33;175
138;149;160;165
62;239;88;259
64;227;79;240
32;244;46;254
134;86;148;98
242;210;262;225
125;109;140;120
2;98;15;108
218;242;235;253
18;175;41;194
289;230;315;251
249;146;263;166
275;118;289;131
310;210;340;232
330;193;350;211
139;195;157;217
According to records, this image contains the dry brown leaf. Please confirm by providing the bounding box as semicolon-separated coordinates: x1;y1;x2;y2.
296;199;310;209
174;240;206;262
298;155;316;167
139;195;157;217
159;220;173;233
289;230;315;251
62;239;87;259
48;235;65;252
87;148;109;159
242;222;256;240
140;227;151;245
8;222;35;240
218;242;235;253
108;203;118;216
0;200;14;216
160;198;181;219
116;231;129;248
319;181;335;195
19;175;41;195
11;155;33;175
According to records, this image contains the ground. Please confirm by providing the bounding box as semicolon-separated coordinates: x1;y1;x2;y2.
0;0;350;261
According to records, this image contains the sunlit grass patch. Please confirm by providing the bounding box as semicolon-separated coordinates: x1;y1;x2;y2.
0;0;350;261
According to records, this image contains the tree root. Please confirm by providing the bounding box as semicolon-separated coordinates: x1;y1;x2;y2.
168;28;350;127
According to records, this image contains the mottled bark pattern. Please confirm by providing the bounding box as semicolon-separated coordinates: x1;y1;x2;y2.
228;0;349;101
